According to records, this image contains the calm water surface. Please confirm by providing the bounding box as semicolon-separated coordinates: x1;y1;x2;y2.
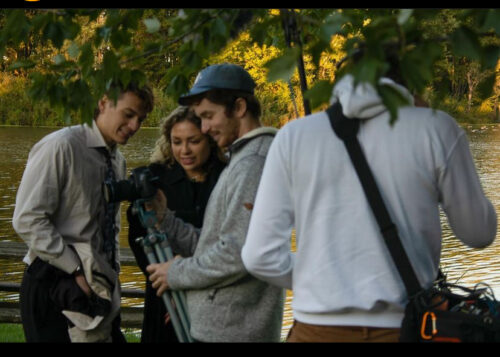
0;124;499;340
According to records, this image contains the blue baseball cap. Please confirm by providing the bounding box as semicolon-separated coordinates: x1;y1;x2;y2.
178;63;256;105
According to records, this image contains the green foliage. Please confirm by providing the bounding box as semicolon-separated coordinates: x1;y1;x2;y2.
160;9;265;100
0;72;61;126
0;71;172;127
265;47;301;83
0;9;498;127
303;80;334;111
144;87;178;127
377;83;411;125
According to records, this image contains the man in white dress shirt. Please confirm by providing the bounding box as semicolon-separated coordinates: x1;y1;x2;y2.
13;81;154;342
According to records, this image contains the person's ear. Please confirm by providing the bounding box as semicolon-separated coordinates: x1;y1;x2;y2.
98;96;109;114
233;97;247;119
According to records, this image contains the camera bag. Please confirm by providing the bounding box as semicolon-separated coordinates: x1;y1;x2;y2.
326;101;500;342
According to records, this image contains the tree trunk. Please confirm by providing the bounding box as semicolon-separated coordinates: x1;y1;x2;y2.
466;70;476;113
495;95;500;123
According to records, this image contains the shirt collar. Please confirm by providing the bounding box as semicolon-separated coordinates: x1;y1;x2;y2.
86;120;118;158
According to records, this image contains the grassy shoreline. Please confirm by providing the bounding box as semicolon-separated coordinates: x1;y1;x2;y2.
0;323;141;343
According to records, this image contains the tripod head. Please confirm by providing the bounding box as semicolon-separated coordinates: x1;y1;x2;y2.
131;198;158;230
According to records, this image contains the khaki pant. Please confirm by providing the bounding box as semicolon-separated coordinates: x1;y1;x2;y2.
287;320;400;343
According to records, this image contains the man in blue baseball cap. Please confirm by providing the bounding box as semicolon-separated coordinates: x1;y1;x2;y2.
179;62;256;101
146;63;285;342
178;63;261;149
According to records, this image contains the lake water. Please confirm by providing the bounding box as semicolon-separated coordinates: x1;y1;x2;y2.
0;123;499;340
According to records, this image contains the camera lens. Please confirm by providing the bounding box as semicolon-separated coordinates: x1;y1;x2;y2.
104;179;138;203
103;166;158;203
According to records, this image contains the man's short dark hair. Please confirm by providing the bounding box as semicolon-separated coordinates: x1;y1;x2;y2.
93;81;154;120
181;88;261;120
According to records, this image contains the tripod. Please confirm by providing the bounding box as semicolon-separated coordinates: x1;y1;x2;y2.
133;199;193;343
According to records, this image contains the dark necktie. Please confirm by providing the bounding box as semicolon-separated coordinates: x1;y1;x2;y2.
98;147;118;271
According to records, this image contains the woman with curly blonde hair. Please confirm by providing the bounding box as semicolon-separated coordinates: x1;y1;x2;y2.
127;106;226;343
149;106;226;175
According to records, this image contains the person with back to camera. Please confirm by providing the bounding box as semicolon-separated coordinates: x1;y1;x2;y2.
241;55;497;342
146;63;285;342
127;106;226;343
12;81;154;342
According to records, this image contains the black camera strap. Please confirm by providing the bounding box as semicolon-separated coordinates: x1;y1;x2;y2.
326;102;422;297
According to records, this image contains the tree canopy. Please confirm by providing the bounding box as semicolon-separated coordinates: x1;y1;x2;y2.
0;8;499;125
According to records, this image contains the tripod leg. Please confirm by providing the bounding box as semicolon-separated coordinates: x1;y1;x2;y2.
140;240;189;342
158;242;192;339
152;240;193;342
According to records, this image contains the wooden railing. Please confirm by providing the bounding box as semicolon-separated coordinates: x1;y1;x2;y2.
0;241;145;328
0;241;138;264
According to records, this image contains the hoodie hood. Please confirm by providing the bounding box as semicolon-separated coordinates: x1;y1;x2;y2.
228;126;278;156
329;74;414;120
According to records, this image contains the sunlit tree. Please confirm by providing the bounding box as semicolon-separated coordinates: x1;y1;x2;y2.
0;9;498;125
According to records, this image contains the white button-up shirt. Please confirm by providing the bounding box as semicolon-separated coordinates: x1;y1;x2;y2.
12;121;126;275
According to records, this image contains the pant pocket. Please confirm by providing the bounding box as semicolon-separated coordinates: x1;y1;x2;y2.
49;275;93;315
26;257;62;280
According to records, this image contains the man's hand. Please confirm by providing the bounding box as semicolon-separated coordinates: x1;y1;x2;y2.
146;256;179;296
144;189;168;225
75;273;92;297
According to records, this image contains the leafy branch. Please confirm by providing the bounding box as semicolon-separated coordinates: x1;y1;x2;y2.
0;8;498;125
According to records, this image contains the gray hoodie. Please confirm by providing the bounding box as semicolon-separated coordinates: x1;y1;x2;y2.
159;126;285;342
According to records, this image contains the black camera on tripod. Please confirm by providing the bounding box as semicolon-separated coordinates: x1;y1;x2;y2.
104;166;159;203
